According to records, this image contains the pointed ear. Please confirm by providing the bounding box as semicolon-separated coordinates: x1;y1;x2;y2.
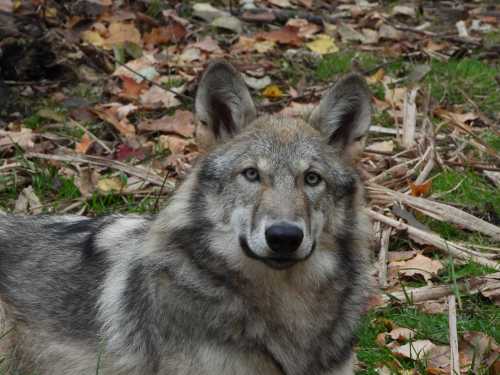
310;74;371;154
194;60;256;147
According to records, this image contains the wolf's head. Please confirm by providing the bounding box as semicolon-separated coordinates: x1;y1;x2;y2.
160;60;371;278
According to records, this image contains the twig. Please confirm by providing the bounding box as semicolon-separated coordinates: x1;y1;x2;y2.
443;161;500;172
69;119;112;154
448;295;460;375
81;44;193;103
366;209;500;271
380;272;500;306
378;226;391;288
368;183;500;241
24;152;174;190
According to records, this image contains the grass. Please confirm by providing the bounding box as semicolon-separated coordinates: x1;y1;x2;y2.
356;294;499;374
431;170;500;215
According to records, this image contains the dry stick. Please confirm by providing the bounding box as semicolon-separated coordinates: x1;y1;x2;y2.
378;226;391;288
381;272;500;305
401;87;418;149
367;184;500;242
448;296;460;375
69;119;112;154
25;152;174;190
366;210;500;271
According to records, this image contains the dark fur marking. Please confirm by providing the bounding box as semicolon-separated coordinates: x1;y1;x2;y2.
123;262;161;373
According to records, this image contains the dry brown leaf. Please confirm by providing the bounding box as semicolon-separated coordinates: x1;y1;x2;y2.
14;186;42;214
140;86;181;109
255;25;302;46
103;22;142;49
112;54;158;82
75;133;94;154
158;135;191;154
393;254;443;282
426;345;451;374
267;0;293;8
0;128;35;150
286;18;321;39
389;339;436;360
192;36;222;53
75;167;100;198
409;180;432;197
138;110;194;138
93;105;136;137
416;299;448;314
120;75;149;97
143;22;186;47
389;327;416;342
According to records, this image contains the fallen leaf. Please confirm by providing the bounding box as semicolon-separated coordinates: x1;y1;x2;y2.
143;22;187;46
158;135;191;154
416;299;448;314
366;140;394;153
14;186;42;214
192;36;222;53
0;0;13;12
426;345;451;373
97;176;125;193
392;5;416;18
120;75;148;97
267;0;293;8
287;18;321;39
211;16;243;33
390;339;436;360
75;167;100;198
112;54;158;82
243;75;272;90
379;24;405;41
193;2;229;22
393;254;443;282
93;104;136;136
262;84;284;99
306;34;339;55
255;25;302;46
389;327;416;342
114;144;145;161
104;22;142;49
75;133;94;154
337;24;366;43
179;47;202;62
367;68;385;84
138;110;194;138
81;30;105;47
0;128;35;150
140;86;181;109
409;180;432;197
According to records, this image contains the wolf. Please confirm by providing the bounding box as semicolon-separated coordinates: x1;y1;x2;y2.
0;60;372;375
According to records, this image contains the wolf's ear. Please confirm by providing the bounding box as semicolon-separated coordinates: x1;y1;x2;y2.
195;60;256;147
310;74;371;154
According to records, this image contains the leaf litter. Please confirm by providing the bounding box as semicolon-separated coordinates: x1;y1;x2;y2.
0;0;499;373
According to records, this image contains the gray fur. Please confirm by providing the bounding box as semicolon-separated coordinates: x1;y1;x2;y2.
0;60;372;375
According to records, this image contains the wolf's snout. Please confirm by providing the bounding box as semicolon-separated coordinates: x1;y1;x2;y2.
265;223;303;254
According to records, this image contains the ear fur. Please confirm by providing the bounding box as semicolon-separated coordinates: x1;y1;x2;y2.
194;60;256;147
310;74;371;152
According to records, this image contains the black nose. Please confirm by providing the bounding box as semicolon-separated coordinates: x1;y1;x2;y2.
265;223;304;255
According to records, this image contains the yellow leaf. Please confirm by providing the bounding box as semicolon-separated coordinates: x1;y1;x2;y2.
104;22;142;49
97;177;125;193
81;30;105;47
367;68;385;84
254;40;276;53
306;34;339;55
262;84;283;99
45;7;57;18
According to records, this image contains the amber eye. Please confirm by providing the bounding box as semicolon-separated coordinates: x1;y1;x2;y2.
242;167;260;182
305;172;322;186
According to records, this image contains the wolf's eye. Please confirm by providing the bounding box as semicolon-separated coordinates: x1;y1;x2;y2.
242;167;260;182
305;172;322;187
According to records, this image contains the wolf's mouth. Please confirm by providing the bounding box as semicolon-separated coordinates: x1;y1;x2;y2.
239;236;314;270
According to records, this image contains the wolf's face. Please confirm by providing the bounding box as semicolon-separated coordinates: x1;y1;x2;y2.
193;61;371;271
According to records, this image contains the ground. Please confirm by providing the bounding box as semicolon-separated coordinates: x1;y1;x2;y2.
0;0;499;374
